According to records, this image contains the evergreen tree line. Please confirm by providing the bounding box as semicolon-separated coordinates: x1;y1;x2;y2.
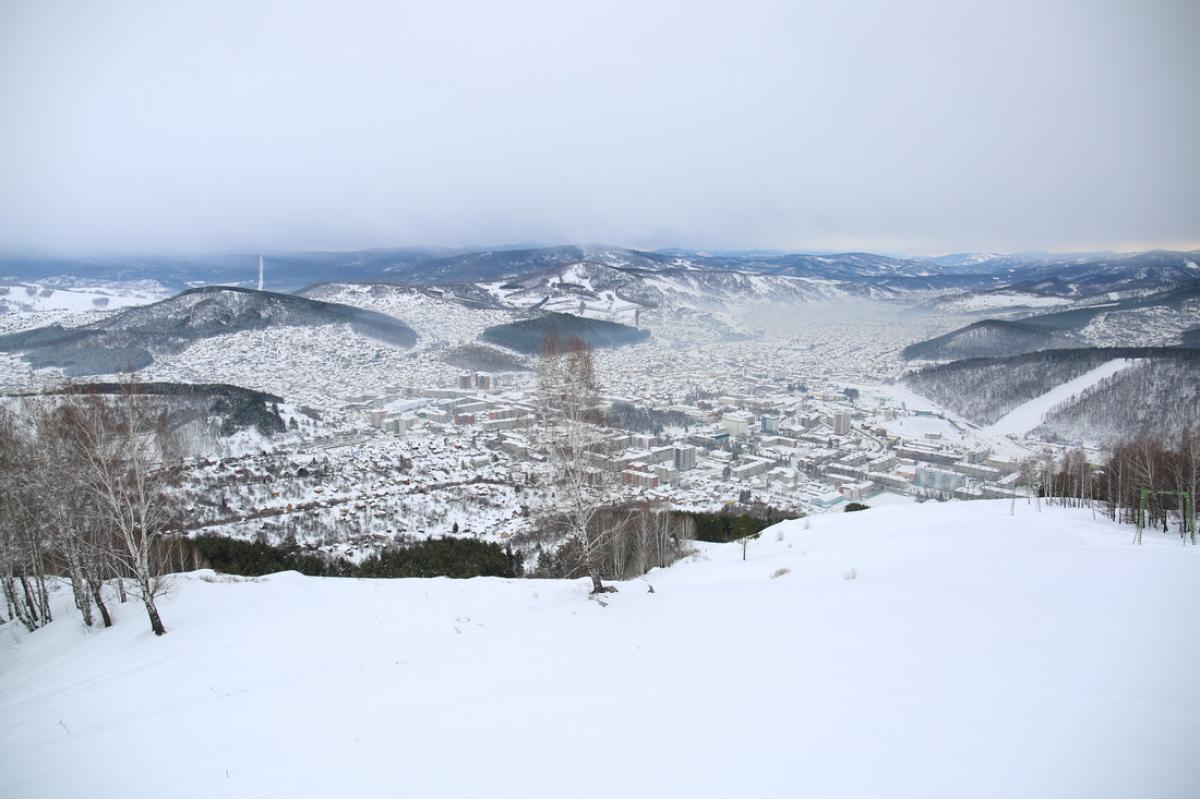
192;534;523;579
673;508;797;543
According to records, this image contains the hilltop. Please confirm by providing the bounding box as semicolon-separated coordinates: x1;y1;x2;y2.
480;311;650;354
905;281;1200;360
901;318;1072;360
2;500;1196;798
0;286;416;375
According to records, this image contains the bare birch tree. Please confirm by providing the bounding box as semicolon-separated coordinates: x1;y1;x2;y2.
60;381;181;635
538;334;615;593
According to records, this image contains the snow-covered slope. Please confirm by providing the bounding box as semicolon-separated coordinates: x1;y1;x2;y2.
2;501;1197;798
0;279;168;314
984;358;1140;437
468;260;896;318
902;318;1073;360
0;286;418;376
929;290;1074;313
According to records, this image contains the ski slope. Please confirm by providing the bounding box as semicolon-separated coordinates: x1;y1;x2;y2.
985;358;1139;438
1;500;1197;798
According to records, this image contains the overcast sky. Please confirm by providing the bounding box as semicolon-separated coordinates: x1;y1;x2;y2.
1;0;1197;256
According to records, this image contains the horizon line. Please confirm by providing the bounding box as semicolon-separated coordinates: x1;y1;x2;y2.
2;240;1199;261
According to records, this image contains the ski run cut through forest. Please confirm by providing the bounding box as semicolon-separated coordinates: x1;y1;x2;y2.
984;358;1141;437
2;500;1198;799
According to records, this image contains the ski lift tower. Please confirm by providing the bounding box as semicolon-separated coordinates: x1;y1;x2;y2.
1135;489;1195;545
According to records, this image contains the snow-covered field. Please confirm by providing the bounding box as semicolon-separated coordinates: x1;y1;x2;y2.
2;501;1197;798
1079;301;1200;348
0;280;168;314
935;291;1072;313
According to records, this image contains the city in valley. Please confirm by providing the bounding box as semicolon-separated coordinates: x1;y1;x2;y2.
1;246;1197;565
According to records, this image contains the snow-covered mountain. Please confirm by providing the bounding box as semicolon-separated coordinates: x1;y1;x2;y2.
7;246;1198;300
300;260;903;338
474;259;900;312
0;286;417;376
2;500;1196;798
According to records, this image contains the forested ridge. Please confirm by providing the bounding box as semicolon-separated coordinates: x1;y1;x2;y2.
902;319;1069;361
1034;357;1200;445
481;312;650;355
904;347;1198;429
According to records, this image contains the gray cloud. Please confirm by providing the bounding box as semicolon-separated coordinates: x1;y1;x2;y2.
1;0;1197;255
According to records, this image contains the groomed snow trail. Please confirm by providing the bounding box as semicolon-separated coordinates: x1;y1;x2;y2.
1;501;1197;799
985;358;1138;437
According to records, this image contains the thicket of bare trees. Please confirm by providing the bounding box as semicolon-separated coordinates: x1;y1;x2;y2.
0;382;182;635
532;504;694;581
1035;430;1198;544
0;404;52;630
604;504;694;580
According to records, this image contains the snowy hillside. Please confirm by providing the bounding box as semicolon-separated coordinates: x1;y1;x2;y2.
473;259;894;314
0;279;168;314
908;281;1200;360
904;347;1200;444
2;501;1197;798
5;247;1198;304
0;286;417;376
983;358;1139;437
902;318;1073;360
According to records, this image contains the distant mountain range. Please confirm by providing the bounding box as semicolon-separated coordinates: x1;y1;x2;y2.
3;245;1197;298
4;244;1199;383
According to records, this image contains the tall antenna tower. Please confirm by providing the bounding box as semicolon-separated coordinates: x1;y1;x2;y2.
257;255;264;291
